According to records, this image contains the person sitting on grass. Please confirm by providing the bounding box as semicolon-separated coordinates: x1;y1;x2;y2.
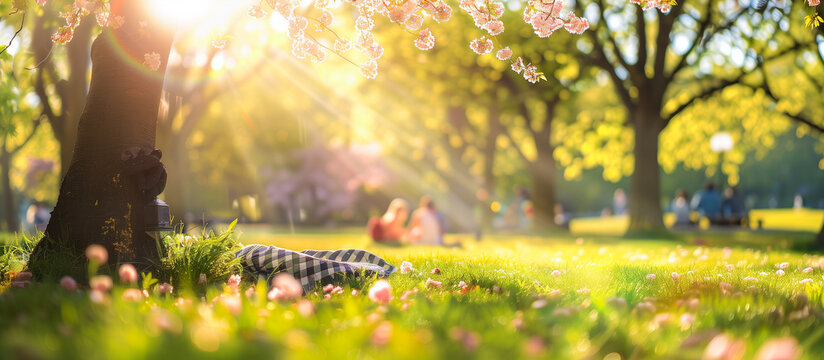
367;198;409;244
405;196;442;245
691;181;722;224
671;189;694;227
722;187;746;225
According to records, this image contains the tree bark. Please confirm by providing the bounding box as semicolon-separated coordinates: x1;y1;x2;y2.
628;107;667;234
816;221;824;249
1;147;18;232
29;0;175;275
530;148;556;232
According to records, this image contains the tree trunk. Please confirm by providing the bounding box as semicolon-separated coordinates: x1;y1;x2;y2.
1;147;19;232
627;108;667;234
530;149;556;231
481;106;500;229
29;1;175;276
816;221;824;249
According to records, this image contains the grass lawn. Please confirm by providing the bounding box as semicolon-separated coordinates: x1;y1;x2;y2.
2;229;824;359
570;208;824;235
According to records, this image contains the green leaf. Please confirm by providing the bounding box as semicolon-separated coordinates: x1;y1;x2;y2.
141;272;158;290
227;218;238;233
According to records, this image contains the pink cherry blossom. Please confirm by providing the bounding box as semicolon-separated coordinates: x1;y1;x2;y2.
268;273;303;301
355;16;375;31
89;289;106;303
227;274;241;293
220;294;242;315
400;261;415;274
118;264;138;283
296;299;315;317
779;262;790;269
86;244;108;264
406;14;424;31
797;278;813;285
802;267;813;273
319;9;334;27
671;272;680;281
425;278;442;288
90;275;113;292
701;334;746;360
368;280;393;304
122;288;144;302
483;20;504;36
646;274;657;280
143;52;161;71
469;37;493;55
511;57;526;73
754;337;801;360
430;1;453;23
776;269;785;276
496;47;512;61
400;288;418;301
415;28;436;50
60;276;78;291
334;39;353;53
809;0;820;6
157;283;173;295
248;5;267;19
371;321;393;345
360;60;378;79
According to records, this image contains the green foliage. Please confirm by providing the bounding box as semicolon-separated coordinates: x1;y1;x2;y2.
156;219;243;293
0;232;37;282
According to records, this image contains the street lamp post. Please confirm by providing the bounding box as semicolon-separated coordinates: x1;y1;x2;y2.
709;132;734;186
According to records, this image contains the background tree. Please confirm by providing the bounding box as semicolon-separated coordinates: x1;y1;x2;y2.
0;50;41;232
573;0;802;234
30;11;93;177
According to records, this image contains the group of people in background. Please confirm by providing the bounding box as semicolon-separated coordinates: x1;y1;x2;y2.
672;181;746;227
367;196;447;245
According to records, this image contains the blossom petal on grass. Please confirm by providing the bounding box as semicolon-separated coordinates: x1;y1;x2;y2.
400;261;414;274
122;288;144;302
754;337;801;360
60;276;78;291
368;280;393;304
118;264;138;283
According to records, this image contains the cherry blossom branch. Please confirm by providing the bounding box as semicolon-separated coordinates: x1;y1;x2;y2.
0;13;25;56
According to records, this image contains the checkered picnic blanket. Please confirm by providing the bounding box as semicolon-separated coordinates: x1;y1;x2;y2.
236;244;397;293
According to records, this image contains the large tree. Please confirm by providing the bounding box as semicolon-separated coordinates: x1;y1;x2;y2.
750;1;824;247
572;0;806;234
29;0;175;274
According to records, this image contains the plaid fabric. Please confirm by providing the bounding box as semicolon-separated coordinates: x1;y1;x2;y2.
236;244;396;293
